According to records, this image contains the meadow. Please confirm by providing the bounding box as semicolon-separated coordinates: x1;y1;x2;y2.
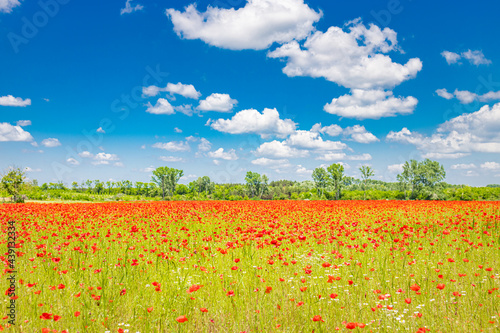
1;200;499;332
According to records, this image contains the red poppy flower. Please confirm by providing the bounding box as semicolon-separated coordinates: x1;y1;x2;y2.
200;308;208;312
74;311;80;317
346;322;357;329
437;283;445;290
40;313;52;320
312;315;324;322
410;284;420;292
176;315;188;323
226;290;235;297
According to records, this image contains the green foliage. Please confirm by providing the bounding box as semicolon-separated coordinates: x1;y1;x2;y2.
245;172;269;198
326;163;345;200
1;167;26;203
151;166;184;200
397;159;446;199
312;167;328;197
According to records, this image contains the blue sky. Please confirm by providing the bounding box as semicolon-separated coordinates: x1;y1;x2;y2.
1;0;500;186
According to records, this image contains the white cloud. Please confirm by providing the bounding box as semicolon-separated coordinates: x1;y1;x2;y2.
324;89;417;119
421;152;469;159
0;95;31;107
152;141;190;152
209;108;296;138
16;120;31;127
435;88;454;100
287;130;346;151
441;49;491;66
387;103;500;157
97;127;105;134
143;82;200;99
465;170;479;177
268;19;422;90
41;138;61;148
436;88;500;104
114;162;124;167
166;0;322;50
146;98;175;115
174;127;182;133
198;93;237;112
0;0;20;13
251;157;291;169
140;166;156;173
255;140;308;158
208;148;238;160
387;164;404;174
343;125;379;143
311;123;343;137
441;51;461;65
454;90;478;104
185;136;197;142
66;158;80;166
24;167;41;172
296;165;312;175
173;104;194;116
461;50;491;66
451;163;476;170
166;82;201;99
181;174;197;181
79;151;94;158
316;152;371;161
120;0;143;15
197;138;211;152
93;152;120;165
159;156;184;162
480;162;500;170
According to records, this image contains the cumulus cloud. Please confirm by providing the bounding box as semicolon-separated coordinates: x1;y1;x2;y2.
140;166;156;173
208;148;238;160
197;138;211;152
0;95;31;107
251;157;291;169
166;0;322;50
66;158;80;166
0;0;20;13
174;127;182;133
255;140;308;158
198;93;237;112
451;163;476;170
324;89;417;119
481;162;500;170
343;125;379;143
16;120;31;127
436;88;500;104
387;164;404;174
286;130;346;151
166;82;201;99
159;156;184;162
142;82;200;99
310;123;343;137
93;153;120;165
441;51;461;65
41;138;61;148
120;0;143;15
441;49;491;66
97;127;105;133
316;152;372;161
268;19;422;90
152;141;190;152
386;102;500;157
435;88;454;100
209;108;296;138
145;98;175;115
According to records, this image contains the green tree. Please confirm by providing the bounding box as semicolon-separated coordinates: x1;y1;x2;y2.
359;165;375;200
151;166;184;200
397;159;446;199
1;167;26;203
196;176;214;196
327;163;345;200
245;172;268;198
312;167;329;197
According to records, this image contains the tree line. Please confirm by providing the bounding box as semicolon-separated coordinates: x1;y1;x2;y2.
2;159;499;202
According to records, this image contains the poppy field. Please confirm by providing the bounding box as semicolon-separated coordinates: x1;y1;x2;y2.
1;200;499;332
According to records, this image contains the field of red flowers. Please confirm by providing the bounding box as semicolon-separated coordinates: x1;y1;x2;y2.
1;200;499;332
